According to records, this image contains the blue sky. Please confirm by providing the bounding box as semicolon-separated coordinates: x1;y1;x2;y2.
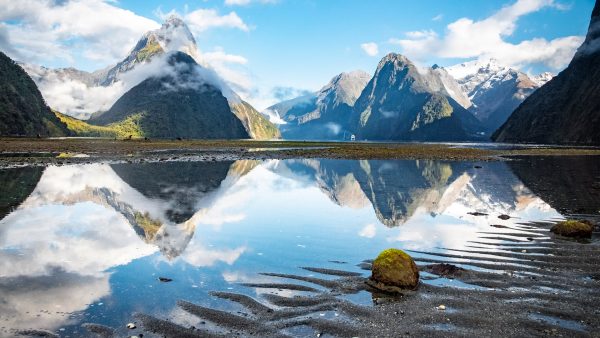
0;0;595;109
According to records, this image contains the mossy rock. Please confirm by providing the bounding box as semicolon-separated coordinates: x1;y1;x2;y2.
551;220;594;238
368;248;419;292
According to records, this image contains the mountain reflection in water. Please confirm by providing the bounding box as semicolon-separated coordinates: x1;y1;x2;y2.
0;157;598;334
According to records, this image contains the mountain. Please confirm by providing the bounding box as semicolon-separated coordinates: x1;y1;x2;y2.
351;53;484;141
19;16;279;139
89;52;249;139
229;97;281;139
446;59;551;132
266;71;370;139
0;52;70;136
493;1;600;145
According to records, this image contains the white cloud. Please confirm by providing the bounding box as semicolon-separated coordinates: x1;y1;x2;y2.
0;0;160;66
358;223;376;238
184;8;249;33
23;43;252;118
225;0;278;6
360;42;379;56
389;0;583;70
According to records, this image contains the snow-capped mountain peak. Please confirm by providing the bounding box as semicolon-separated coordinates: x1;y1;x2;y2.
147;15;200;62
445;58;507;81
531;72;554;86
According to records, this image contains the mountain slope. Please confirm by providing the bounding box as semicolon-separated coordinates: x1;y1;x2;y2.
19;16;279;139
493;1;600;145
351;53;484;141
267;71;370;139
90;52;249;139
447;59;549;132
230;99;280;139
0;52;69;136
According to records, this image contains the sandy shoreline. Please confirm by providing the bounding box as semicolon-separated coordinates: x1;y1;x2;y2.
1;138;600;168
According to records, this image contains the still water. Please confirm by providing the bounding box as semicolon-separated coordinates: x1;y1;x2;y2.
0;157;598;336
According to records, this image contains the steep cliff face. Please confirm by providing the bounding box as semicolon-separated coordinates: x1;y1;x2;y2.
267;71;370;139
447;59;548;132
0;52;70;136
351;53;484;141
493;1;600;145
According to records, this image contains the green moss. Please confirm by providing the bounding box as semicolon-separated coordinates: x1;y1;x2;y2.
551;220;594;238
370;248;419;290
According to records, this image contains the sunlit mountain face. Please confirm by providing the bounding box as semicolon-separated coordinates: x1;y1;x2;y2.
1;157;597;335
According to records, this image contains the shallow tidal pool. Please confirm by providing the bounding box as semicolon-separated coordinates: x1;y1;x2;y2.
0;156;598;337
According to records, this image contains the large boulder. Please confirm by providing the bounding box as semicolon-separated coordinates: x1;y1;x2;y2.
368;248;419;292
551;220;595;238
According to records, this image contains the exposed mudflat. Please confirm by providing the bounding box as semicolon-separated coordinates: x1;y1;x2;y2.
54;219;600;338
2;138;600;168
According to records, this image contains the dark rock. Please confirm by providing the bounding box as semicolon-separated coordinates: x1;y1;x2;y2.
498;214;511;220
468;212;488;216
158;277;173;282
425;263;465;277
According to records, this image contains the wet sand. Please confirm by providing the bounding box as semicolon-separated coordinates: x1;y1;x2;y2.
1;137;600;168
47;219;598;338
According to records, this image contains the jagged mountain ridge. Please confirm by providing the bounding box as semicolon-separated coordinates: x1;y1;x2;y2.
493;0;600;145
446;59;552;132
266;71;371;139
351;53;484;141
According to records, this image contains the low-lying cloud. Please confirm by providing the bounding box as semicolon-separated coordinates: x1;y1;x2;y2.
23;51;242;119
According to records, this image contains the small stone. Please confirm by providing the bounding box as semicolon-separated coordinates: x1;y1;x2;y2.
158;277;173;282
437;305;446;310
498;214;511;220
126;323;136;329
468;211;488;216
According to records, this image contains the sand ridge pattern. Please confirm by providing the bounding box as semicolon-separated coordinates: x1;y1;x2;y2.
12;219;598;338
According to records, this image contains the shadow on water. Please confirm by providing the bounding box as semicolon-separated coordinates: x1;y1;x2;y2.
0;167;44;220
507;156;600;215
